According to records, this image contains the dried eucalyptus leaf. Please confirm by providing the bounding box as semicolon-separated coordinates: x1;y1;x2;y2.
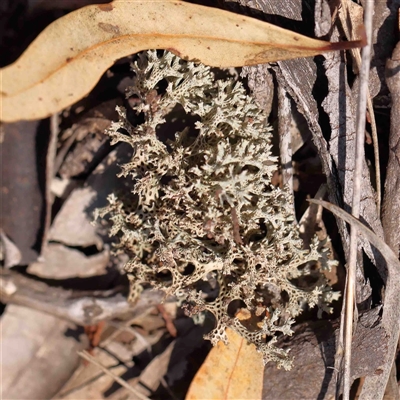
0;0;364;122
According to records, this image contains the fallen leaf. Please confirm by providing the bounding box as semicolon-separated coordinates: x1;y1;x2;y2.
57;117;111;179
27;243;109;279
0;230;22;268
49;143;132;248
186;328;263;400
1;304;82;399
133;341;176;397
0;0;364;122
48;186;103;249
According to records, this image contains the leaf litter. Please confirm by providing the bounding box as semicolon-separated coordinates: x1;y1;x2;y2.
0;0;398;398
0;0;365;122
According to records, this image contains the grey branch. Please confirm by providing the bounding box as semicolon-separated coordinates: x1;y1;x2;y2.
0;269;163;326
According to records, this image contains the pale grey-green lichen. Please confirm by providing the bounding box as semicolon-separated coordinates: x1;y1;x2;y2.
95;50;339;370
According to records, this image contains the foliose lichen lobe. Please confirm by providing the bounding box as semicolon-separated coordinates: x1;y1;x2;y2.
95;50;338;370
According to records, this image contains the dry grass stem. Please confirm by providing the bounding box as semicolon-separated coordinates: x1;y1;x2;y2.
310;198;400;400
77;350;151;400
339;0;381;214
342;1;375;398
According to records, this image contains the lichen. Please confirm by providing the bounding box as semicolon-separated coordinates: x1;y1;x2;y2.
95;50;339;370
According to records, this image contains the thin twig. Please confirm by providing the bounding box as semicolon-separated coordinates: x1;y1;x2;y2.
0;269;164;326
339;0;381;215
342;1;374;398
366;99;381;215
77;350;151;400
